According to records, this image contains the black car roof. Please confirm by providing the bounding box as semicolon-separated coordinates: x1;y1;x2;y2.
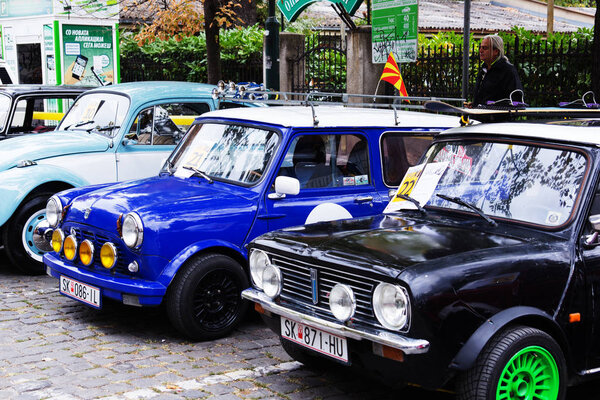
0;85;91;96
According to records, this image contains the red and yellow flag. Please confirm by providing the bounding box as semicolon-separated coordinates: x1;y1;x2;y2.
380;52;408;97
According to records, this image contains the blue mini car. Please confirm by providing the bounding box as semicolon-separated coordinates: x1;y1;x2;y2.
0;81;251;274
43;105;459;340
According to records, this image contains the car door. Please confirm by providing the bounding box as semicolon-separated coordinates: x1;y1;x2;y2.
117;102;210;181
263;132;386;232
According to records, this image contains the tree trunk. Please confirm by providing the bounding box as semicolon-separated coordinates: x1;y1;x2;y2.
204;0;221;84
593;3;600;97
236;0;258;27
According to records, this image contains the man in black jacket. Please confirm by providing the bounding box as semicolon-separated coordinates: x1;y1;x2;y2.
471;35;523;107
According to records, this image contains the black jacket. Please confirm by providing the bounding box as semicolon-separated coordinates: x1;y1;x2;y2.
473;57;523;106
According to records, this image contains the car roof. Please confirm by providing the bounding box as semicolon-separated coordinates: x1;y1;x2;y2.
199;105;461;128
85;81;217;98
0;85;90;95
440;120;600;145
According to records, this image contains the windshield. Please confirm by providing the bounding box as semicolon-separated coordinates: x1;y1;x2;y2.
403;140;588;227
0;93;11;132
57;93;129;137
169;123;280;185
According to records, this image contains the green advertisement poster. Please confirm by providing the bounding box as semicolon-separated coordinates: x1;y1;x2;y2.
0;0;52;17
43;24;56;85
62;24;114;86
278;0;363;22
372;0;418;64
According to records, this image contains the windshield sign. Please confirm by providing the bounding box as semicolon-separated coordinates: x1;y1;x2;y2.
58;93;129;137
169;123;279;185
388;140;587;226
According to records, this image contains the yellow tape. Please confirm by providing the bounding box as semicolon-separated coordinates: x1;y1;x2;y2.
170;116;198;125
32;112;64;121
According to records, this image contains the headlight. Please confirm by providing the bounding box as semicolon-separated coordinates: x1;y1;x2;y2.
122;213;143;249
63;235;78;261
249;249;270;289
262;264;282;298
51;229;65;253
329;284;356;322
100;243;117;269
373;283;409;331
79;240;94;266
46;196;62;228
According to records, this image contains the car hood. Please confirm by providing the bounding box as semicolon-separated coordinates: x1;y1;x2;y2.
256;213;530;277
0;130;110;170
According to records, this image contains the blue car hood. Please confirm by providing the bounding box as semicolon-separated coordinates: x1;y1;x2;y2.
0;131;111;171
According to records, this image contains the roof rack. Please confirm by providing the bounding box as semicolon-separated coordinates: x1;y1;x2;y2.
212;81;465;127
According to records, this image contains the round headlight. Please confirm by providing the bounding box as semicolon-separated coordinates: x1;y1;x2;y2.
63;235;78;261
46;196;62;228
262;264;282;299
249;249;270;289
79;240;94;266
51;229;65;253
122;213;143;249
329;284;356;322
100;242;117;269
373;283;409;331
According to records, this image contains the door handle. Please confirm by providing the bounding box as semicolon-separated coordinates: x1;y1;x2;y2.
354;196;373;204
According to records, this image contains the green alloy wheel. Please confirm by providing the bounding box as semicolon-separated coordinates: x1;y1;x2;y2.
497;346;559;400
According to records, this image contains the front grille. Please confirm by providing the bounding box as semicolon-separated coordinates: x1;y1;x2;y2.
269;251;379;326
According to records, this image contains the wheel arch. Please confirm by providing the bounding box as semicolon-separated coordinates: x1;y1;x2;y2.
450;306;572;373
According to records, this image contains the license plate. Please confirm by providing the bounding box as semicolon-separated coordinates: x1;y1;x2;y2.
281;317;348;362
59;275;101;309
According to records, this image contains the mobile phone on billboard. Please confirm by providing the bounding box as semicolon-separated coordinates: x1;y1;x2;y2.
72;55;88;80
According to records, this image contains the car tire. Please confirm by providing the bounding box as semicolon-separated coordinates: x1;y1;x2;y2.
3;193;52;275
457;325;566;400
166;253;249;341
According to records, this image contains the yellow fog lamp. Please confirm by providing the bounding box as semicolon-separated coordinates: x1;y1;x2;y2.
100;243;117;269
79;240;94;266
51;229;65;253
63;235;78;261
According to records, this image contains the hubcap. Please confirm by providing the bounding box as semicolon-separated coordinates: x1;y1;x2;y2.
22;210;50;262
192;269;241;332
497;345;559;400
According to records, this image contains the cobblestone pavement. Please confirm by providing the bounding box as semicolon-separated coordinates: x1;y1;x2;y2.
0;249;599;400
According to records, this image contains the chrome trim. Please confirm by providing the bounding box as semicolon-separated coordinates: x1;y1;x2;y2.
122;212;144;249
46;195;63;228
242;288;429;355
581;367;600;376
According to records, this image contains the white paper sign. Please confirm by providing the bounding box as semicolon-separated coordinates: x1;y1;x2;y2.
384;162;448;213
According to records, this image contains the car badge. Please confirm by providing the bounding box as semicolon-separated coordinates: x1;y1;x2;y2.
84;208;91;220
70;227;78;237
310;268;319;305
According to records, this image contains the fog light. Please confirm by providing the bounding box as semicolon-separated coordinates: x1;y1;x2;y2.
128;261;139;273
262;264;282;299
51;229;65;253
63;235;78;261
79;239;94;266
100;243;117;269
329;284;356;322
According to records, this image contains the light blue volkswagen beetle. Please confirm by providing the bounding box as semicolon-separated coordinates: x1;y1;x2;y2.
0;81;249;274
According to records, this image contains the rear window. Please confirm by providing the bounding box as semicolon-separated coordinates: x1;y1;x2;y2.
381;133;434;187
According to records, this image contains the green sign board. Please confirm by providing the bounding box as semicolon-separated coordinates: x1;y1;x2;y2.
62;24;114;87
0;0;53;17
278;0;363;22
372;0;418;64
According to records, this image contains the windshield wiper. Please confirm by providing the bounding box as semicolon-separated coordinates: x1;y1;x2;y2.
90;124;120;132
183;165;213;183
397;194;426;214
436;194;497;226
63;120;95;130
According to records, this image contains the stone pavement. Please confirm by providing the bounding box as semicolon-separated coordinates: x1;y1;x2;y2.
0;249;598;399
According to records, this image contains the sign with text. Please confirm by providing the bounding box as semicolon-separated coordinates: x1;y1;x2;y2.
62;24;114;87
372;0;418;64
278;0;363;22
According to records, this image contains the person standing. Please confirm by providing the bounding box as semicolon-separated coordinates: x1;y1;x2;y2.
471;34;523;107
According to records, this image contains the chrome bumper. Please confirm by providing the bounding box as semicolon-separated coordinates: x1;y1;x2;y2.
242;288;430;355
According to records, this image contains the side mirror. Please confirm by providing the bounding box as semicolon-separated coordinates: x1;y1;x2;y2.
122;138;138;146
268;176;300;200
388;188;397;199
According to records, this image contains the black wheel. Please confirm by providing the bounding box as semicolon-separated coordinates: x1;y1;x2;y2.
457;325;566;400
166;253;249;341
3;193;53;275
280;336;331;369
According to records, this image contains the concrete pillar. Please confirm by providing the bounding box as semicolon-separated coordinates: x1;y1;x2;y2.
347;26;381;102
279;32;305;94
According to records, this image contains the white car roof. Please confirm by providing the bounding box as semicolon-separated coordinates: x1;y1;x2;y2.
441;120;600;146
200;105;461;129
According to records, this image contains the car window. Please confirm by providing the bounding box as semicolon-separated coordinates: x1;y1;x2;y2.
127;103;210;146
0;94;11;132
278;134;370;189
58;92;129;137
10;97;76;134
381;134;434;187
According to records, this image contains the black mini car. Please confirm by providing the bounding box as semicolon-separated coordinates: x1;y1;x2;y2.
243;118;600;399
0;85;88;140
